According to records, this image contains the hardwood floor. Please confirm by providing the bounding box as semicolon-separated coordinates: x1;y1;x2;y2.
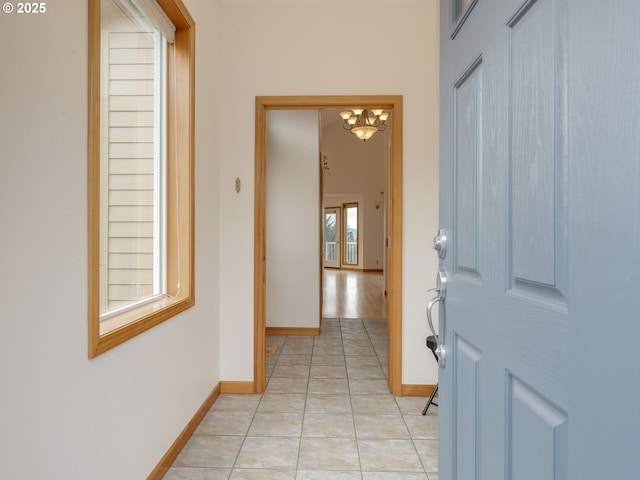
322;269;387;318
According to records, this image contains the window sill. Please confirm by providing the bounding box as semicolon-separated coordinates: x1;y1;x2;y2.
89;294;194;358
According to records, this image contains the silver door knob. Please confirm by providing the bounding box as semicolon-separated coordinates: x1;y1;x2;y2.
426;269;447;368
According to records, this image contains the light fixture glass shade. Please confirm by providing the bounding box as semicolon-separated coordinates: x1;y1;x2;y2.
352;125;378;141
338;108;388;141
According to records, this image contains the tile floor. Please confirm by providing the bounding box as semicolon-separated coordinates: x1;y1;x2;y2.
164;318;438;480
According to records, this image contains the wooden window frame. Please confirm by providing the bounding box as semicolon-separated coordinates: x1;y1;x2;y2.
87;0;195;358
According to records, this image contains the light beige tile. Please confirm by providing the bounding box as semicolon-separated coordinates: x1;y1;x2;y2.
305;394;352;414
358;439;424;472
166;313;439;477
298;471;362;480
347;365;386;380
370;338;388;348
313;343;345;355
283;337;314;349
414;439;439;472
348;379;390;395
164;467;231;480
341;335;370;343
298;438;360;471
340;334;368;341
248;412;303;436
266;335;287;346
230;469;296;479
362;473;428;480
195;411;254;436
310;365;348;379
311;355;346;366
322;318;340;324
257;393;306;413
344;345;377;355
266;363;276;378
403;414;438;440
235;437;300;469
354;414;410;439
313;339;343;348
211;394;262;412
320;326;341;333
266;377;308;394
319;336;342;343
362;318;387;327
308;377;349;395
342;341;373;350
350;395;400;414
302;413;355;437
277;354;312;366
281;342;315;355
173;435;244;468
340;318;364;326
271;364;311;378
345;355;381;367
372;346;388;357
394;396;434;415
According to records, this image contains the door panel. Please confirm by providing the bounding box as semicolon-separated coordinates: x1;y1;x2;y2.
508;375;568;480
509;0;566;294
452;335;481;479
454;59;482;278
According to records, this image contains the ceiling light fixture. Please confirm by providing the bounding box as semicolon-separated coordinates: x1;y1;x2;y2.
339;108;389;141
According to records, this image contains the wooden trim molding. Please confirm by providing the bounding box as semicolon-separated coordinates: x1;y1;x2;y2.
147;383;221;480
402;384;438;397
254;95;403;395
220;381;255;394
266;327;320;336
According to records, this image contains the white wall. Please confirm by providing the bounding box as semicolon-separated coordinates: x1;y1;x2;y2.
0;2;440;475
266;110;320;328
218;1;440;385
0;1;221;478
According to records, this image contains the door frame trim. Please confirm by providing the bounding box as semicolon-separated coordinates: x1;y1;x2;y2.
254;95;403;395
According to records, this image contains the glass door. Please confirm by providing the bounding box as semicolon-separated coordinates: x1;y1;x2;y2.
323;207;340;268
343;203;358;266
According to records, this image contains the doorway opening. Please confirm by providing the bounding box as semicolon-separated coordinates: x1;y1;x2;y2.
254;95;403;395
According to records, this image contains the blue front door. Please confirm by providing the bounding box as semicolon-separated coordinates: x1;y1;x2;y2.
438;0;640;478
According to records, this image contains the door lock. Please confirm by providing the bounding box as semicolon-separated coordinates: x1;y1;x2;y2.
433;228;447;259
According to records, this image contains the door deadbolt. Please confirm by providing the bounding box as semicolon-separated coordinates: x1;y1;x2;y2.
433;229;447;259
